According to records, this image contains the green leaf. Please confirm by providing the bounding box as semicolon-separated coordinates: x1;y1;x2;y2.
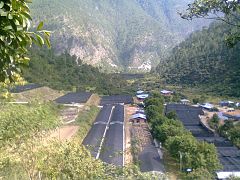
30;36;38;45
37;21;44;31
0;2;4;9
43;30;51;37
44;36;51;48
12;0;17;10
35;34;44;47
25;0;33;3
8;13;13;20
21;12;32;20
0;11;7;17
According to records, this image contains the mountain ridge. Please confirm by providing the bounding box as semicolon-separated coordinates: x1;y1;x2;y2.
30;0;210;71
155;20;240;97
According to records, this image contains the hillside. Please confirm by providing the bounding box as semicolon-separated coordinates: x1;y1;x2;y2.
155;21;240;97
30;0;209;71
23;47;131;95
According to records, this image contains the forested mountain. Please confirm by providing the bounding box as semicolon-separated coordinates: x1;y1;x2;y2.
156;21;240;97
23;47;130;95
30;0;209;71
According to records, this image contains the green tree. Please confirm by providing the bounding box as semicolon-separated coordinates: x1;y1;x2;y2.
0;0;50;82
145;105;162;120
209;113;220;129
181;0;240;46
166;111;178;120
153;122;185;144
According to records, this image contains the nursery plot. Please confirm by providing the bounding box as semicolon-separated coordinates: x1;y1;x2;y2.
100;95;133;106
55;92;92;104
10;83;42;93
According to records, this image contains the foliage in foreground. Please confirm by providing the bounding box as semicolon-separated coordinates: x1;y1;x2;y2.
0;102;167;179
0;102;60;146
181;0;240;46
0;140;167;180
0;0;50;82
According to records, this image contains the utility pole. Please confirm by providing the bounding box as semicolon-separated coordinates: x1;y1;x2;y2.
179;151;183;172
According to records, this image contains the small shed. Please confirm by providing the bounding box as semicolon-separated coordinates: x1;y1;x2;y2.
130;113;147;123
180;99;190;104
136;94;149;101
136;109;145;114
161;90;173;96
219;100;235;107
136;90;144;95
200;103;214;111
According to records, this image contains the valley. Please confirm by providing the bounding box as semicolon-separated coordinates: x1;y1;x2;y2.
1;0;240;179
29;0;210;71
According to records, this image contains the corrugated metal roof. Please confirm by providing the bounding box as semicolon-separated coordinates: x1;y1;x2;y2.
136;94;149;99
216;172;240;179
131;113;147;120
161;90;172;94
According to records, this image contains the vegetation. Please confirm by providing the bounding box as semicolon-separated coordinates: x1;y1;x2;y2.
0;102;60;147
209;114;220;130
28;0;210;70
181;0;240;46
156;20;240;97
144;93;221;176
75;106;100;142
23;47;131;95
1;138;164;179
0;0;50;82
218;121;240;148
0;102;165;179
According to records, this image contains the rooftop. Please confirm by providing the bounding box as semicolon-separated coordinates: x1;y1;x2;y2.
131;113;147;120
161;90;173;94
10;83;42;93
136;94;149;99
54;92;92;104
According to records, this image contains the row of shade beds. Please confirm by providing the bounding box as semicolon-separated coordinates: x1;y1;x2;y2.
82;105;125;166
166;104;240;174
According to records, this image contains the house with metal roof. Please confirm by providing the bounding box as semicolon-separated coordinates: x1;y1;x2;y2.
136;94;149;101
130;113;147;123
200;103;214;111
219;100;235;107
160;90;173;96
180;99;190;104
136;90;145;94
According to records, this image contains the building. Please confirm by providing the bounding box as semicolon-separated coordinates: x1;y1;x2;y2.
219;101;235;107
216;172;240;179
130;113;147;123
160;90;173;96
200;103;215;111
136;94;149;101
180;99;190;104
223;110;240;120
136;109;145;114
136;90;144;95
